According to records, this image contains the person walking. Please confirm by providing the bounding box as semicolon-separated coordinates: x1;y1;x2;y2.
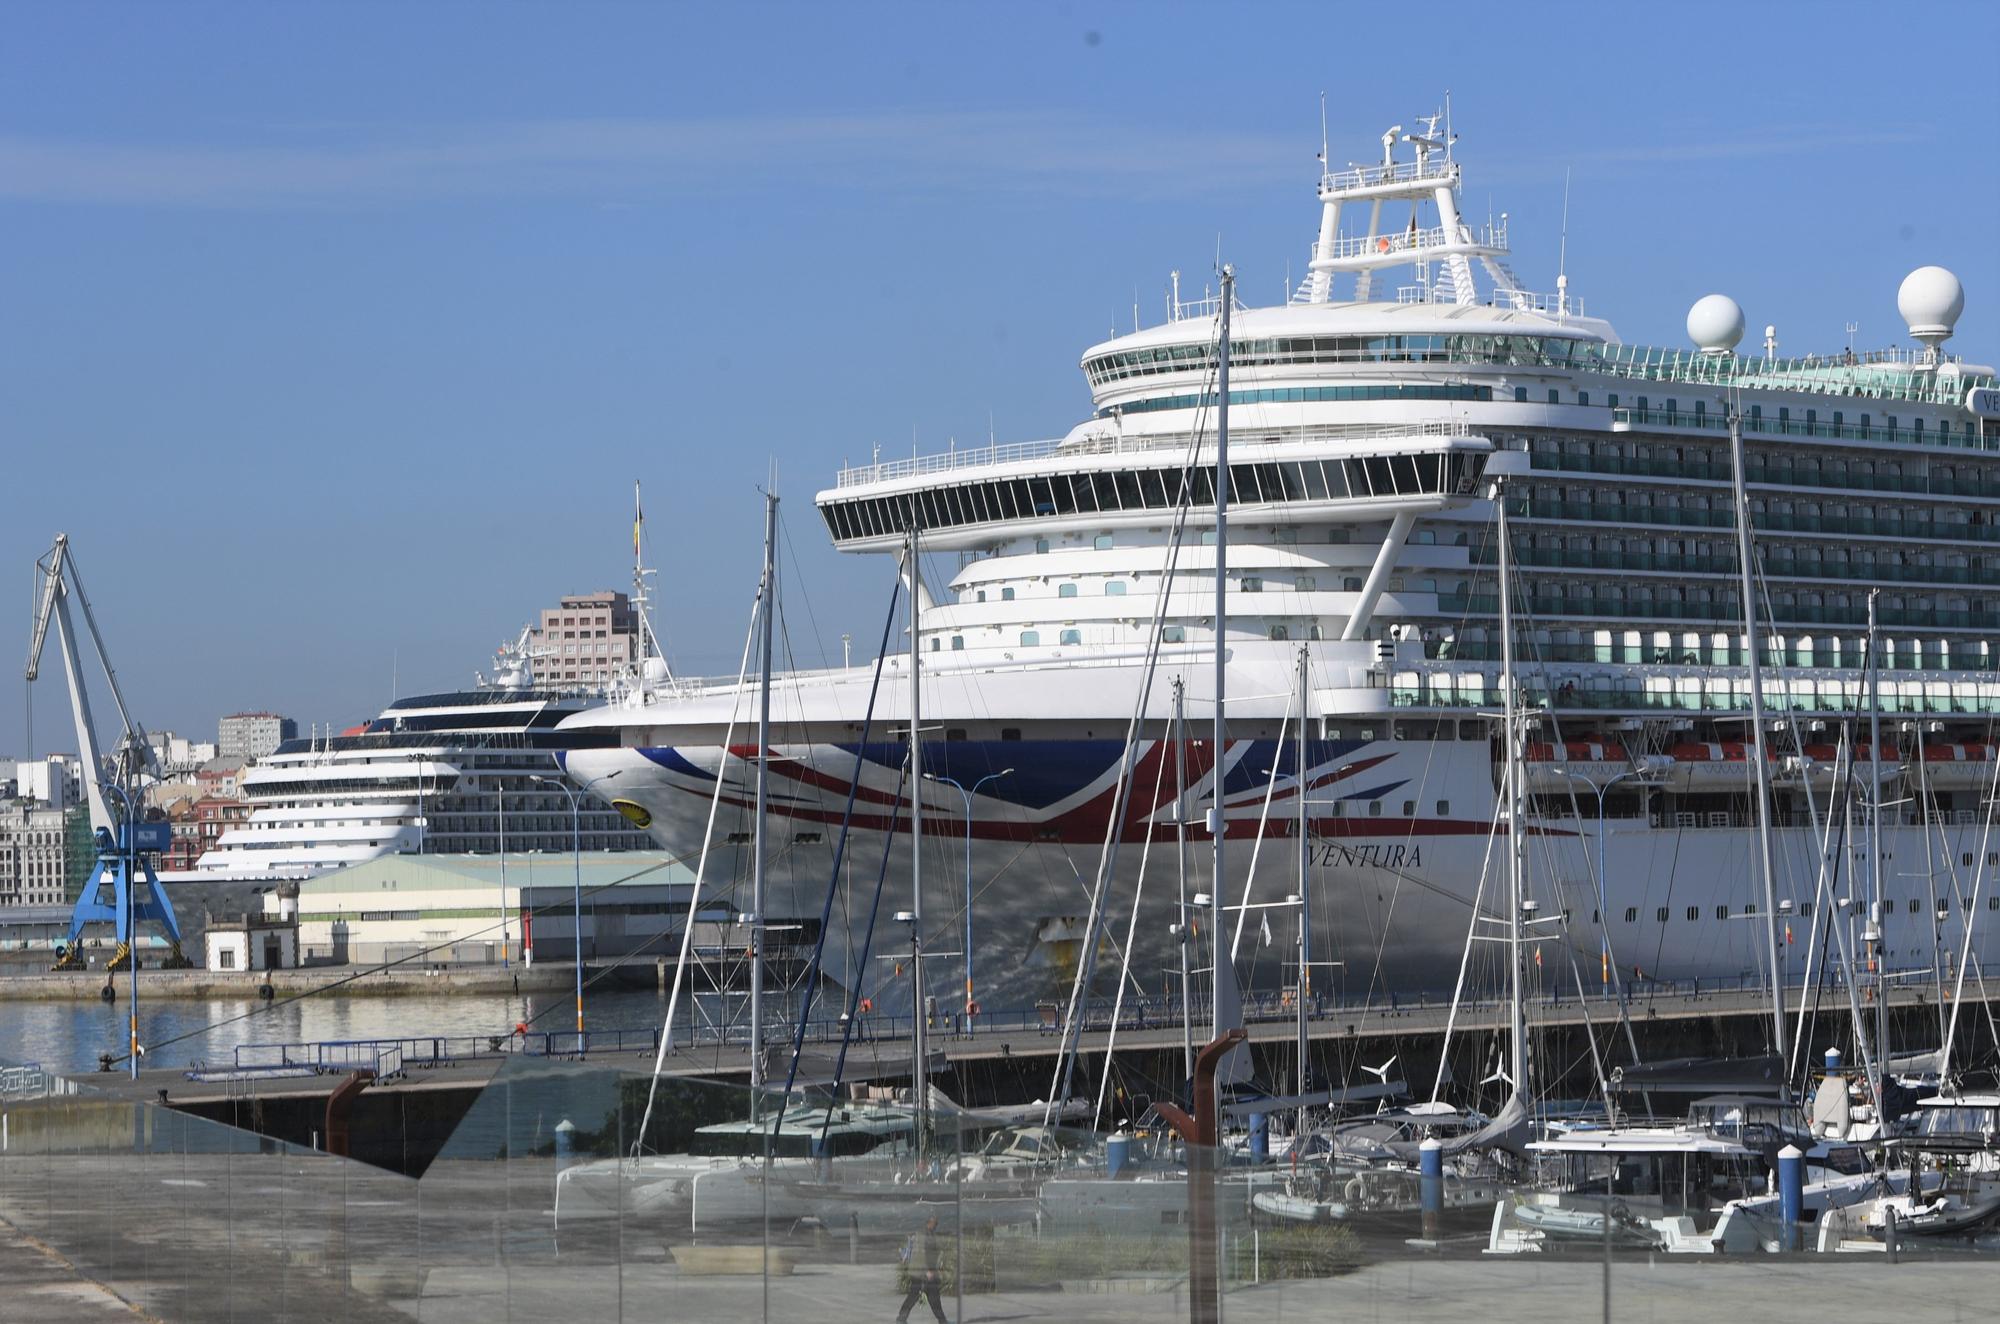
896;1213;948;1323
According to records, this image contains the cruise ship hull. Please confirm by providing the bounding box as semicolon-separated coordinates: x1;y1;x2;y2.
564;699;1997;1012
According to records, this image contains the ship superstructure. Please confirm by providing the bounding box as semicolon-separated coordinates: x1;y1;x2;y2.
192;637;652;880
561;116;2000;1010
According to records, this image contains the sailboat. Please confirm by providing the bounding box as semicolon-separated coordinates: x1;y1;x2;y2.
1257;455;1539;1229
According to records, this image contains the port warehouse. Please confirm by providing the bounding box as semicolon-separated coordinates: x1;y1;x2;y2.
288;852;717;965
0;854;727;967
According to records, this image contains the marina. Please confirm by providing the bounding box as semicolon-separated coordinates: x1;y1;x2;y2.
5;6;2000;1320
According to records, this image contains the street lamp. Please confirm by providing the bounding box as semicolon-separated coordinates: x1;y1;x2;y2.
100;780;140;1080
1551;756;1672;985
531;769;619;1053
922;767;1012;1019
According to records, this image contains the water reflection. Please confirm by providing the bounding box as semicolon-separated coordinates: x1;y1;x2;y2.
0;986;680;1073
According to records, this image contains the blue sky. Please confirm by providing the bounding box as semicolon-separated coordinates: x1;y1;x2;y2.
4;1;1996;757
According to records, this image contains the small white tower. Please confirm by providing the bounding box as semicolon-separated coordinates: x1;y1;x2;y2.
1686;294;1746;356
1897;265;1964;364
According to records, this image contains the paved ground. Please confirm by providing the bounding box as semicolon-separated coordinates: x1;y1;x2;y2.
0;1218;150;1321
386;1254;2000;1322
9;1111;2000;1323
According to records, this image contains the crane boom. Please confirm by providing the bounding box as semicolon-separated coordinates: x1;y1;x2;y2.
25;534;157;835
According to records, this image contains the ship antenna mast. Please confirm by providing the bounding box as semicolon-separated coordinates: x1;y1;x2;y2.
1318;90;1328;175
1557;167;1572;321
631;478;675;689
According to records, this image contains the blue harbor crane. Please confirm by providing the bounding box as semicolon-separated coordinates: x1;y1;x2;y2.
26;533;189;976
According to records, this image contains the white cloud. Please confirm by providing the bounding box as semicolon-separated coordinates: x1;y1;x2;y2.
0;112;1308;209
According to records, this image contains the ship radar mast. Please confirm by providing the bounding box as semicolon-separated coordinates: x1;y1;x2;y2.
630;478;676;695
1294;107;1553;314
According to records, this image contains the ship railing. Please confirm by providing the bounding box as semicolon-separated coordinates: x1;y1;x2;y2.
1488;287;1583;318
835;419;1476;489
1318;156;1458;193
1316;218;1503;262
1587;339;1988;405
1165;289;1249;324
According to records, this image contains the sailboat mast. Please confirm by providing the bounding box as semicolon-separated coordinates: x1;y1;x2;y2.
1295;643;1312;1134
1497;477;1528;1098
1210;265;1233;1038
1174;677;1193;1080
1727;404;1789;1075
1867;589;1889;1089
909;522;928;1133
750;489;778;1108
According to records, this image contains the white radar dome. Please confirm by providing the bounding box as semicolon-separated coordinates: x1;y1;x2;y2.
1686;294;1745;354
1897;266;1964;340
642;656;671;684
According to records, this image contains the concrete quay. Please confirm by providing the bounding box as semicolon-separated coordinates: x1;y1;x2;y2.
0;964;575;1001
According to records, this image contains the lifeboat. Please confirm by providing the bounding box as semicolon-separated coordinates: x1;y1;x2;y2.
1518;740;1634;792
1917;742;1996;789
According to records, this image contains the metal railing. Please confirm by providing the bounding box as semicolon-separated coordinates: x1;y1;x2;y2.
0;1062;74;1100
1318;156;1458;193
165;971;1914;1081
1317;219;1504;262
834;419;1476;489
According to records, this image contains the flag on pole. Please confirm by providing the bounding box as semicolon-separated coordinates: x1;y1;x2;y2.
1258;912;1273;948
633;482;644;557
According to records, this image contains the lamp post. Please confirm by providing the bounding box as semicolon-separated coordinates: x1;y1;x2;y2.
1551;757;1671;984
923;768;1012;1020
531;770;618;1053
100;780;139;1080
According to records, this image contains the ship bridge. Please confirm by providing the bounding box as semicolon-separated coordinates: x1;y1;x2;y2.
815;420;1493;555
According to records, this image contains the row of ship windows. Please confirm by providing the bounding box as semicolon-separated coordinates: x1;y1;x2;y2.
972;572;1354;604
1504;533;1993;575
1512;389;1961;439
1529;481;1991;527
930;622;1330;651
1428;634;2000;672
1094;383;1492;418
1518;492;2000;548
1080;336;1984;426
952;559;2000;618
1081;333;1615;386
819;452;1487;542
1609;898;1999;924
1443;581;2000;630
1521;435;1996;495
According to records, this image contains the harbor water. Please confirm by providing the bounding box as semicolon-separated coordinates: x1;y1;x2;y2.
0;987;684;1076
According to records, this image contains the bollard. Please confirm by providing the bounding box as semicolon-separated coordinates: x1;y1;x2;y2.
1248;1113;1268;1164
1884;1205;1898;1263
848;1210;859;1264
1777;1145;1803;1252
554;1117;576;1172
1106;1130;1131;1179
1419;1138;1443;1245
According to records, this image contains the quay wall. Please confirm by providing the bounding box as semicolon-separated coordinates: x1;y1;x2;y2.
0;964;576;1001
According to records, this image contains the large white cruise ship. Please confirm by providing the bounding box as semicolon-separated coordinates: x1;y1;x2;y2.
560;117;2000;1009
191;637;653;880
